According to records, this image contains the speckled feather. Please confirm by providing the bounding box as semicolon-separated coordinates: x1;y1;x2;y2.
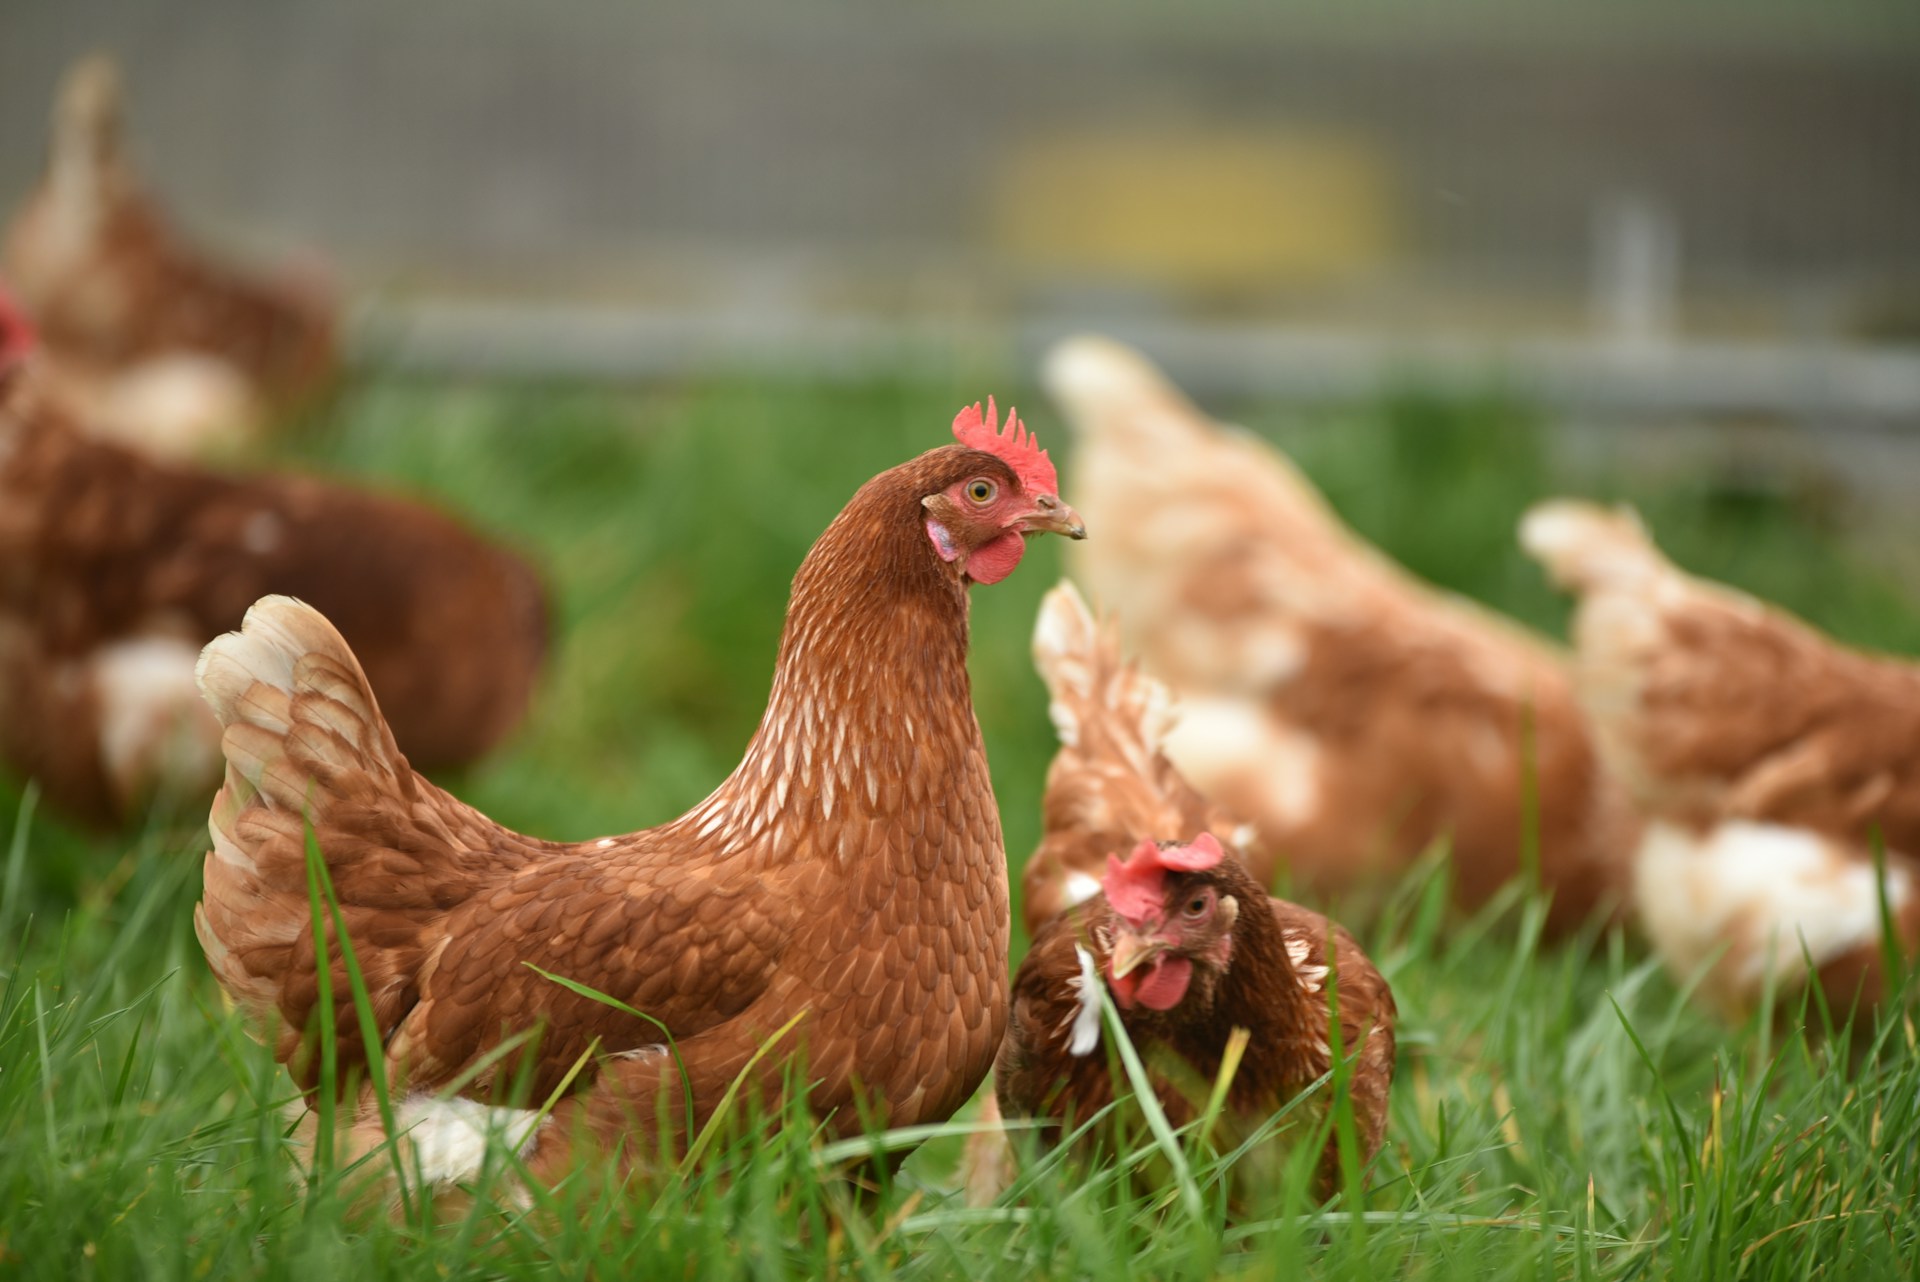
195;444;1049;1178
0;364;547;824
1047;336;1637;935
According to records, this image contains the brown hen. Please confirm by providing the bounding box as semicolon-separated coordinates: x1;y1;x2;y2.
193;403;1086;1189
0;331;546;826
4;56;336;457
1522;500;1920;1019
1047;335;1637;934
965;582;1392;1207
998;835;1396;1202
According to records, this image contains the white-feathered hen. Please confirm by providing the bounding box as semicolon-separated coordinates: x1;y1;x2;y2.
1046;336;1638;934
1522;500;1920;1019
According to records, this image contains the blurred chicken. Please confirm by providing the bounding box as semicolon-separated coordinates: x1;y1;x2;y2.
1523;500;1920;1019
0;301;546;826
1046;336;1637;933
3;55;336;458
194;405;1086;1189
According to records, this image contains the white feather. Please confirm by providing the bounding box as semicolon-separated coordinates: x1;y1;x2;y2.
393;1095;547;1187
93;636;221;804
1635;819;1914;1011
1062;871;1103;909
1068;945;1103;1057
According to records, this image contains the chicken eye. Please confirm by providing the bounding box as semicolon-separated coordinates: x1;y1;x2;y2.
1183;890;1213;919
966;479;996;504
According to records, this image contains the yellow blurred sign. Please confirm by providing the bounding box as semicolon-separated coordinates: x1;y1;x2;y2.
994;127;1396;288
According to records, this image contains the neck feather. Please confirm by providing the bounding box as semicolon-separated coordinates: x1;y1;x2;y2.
677;462;985;861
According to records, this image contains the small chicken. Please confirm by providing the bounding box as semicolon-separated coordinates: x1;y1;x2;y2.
0;307;547;826
1522;500;1920;1019
194;403;1086;1189
998;834;1396;1201
965;583;1392;1207
3;55;336;457
1046;335;1638;934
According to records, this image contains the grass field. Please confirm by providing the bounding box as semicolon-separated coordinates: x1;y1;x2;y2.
2;375;1917;1279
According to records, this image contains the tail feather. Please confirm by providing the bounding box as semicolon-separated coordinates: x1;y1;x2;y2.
1042;335;1194;436
1032;580;1176;761
196;596;407;795
1519;500;1669;594
193;595;434;1067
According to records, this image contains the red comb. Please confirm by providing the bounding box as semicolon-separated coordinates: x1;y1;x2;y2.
1101;833;1226;923
952;397;1058;495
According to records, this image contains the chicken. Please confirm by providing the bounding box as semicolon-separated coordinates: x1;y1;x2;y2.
3;55;336;457
1521;500;1920;1019
0;310;547;826
193;402;1087;1189
964;583;1392;1206
997;834;1396;1202
1046;335;1638;934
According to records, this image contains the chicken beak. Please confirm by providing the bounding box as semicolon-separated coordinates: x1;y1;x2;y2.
1021;494;1087;540
1107;928;1164;981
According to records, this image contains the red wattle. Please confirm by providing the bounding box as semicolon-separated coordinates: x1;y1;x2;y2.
1134;957;1193;1011
965;531;1027;585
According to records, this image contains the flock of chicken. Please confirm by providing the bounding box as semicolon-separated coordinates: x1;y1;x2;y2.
4;58;1917;1207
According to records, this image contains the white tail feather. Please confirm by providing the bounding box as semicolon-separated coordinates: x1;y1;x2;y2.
1033;580;1177;758
1519;500;1667;593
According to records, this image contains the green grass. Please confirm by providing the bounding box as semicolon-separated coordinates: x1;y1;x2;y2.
2;375;1918;1279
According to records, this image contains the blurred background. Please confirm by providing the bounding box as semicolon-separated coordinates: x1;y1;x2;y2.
6;1;1918;397
5;0;1920;896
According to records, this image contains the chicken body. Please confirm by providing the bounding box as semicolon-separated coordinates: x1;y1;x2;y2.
1522;501;1920;1018
3;57;335;457
999;844;1396;1202
195;431;1085;1186
1047;336;1636;933
0;358;547;825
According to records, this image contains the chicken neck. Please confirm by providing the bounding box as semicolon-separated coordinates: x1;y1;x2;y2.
674;451;997;869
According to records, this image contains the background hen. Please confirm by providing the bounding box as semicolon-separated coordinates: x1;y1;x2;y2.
1522;500;1920;1020
194;409;1085;1188
0;327;548;826
3;55;337;458
1046;335;1638;934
